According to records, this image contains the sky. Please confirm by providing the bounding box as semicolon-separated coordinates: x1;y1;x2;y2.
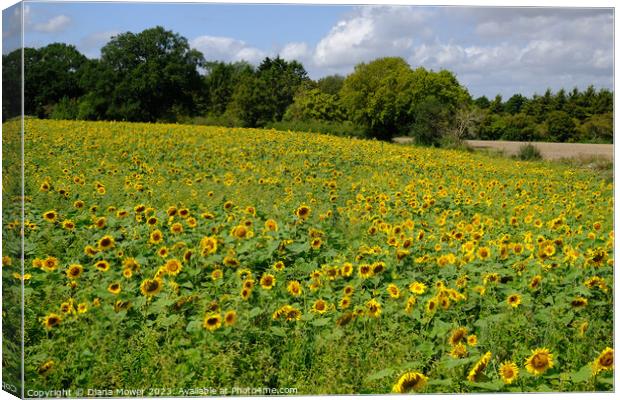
1;1;615;98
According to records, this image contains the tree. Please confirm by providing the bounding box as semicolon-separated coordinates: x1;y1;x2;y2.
504;94;527;115
317;74;345;95
473;95;491;109
488;94;504;114
409;96;450;145
90;26;205;121
229;56;308;127
202;61;254;115
283;88;345;122
2;49;23;120
577;112;613;143
340;57;416;140
546;110;576;142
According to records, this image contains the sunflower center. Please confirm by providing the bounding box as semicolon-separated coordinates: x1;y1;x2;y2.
532;354;548;368
600;353;613;367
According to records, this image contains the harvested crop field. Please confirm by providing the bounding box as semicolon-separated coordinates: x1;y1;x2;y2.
393;138;613;161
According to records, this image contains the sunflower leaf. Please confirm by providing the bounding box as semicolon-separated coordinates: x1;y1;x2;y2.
569;364;592;383
311;317;331;327
365;368;394;382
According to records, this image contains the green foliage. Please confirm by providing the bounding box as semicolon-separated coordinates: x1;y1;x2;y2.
316;74;345;95
3;44;87;119
516;143;543;161
265;119;363;138
283;88;345;122
89;26;205;122
49;97;79;120
229;56;309;127
202;61;254;115
577;113;613;143
340;57;470;141
546;111;576;142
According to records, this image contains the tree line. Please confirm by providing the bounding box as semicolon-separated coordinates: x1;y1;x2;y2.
2;26;613;144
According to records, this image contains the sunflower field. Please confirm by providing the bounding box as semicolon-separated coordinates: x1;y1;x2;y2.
2;118;614;395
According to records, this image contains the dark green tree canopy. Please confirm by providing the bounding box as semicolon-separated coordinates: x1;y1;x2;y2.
94;26;205;121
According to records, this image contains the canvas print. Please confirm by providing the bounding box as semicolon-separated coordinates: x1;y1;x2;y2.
1;1;614;397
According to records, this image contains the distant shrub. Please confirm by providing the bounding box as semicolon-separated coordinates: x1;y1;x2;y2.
49;97;79;120
517;143;542;161
265;119;365;138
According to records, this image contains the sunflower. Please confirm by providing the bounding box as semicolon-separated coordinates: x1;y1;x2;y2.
260;273;276;290
170;222;183;234
477;246;491;260
178;208;190;218
157;247;169;258
77;303;88;313
62;220;75;230
339;297;351;309
95;217;106;228
95;260;110;272
392;371;428;393
123;257;140;271
287;280;302;297
467;351;492;382
231;225;249;239
43;210;57;223
366;298;382;318
405;296;417;313
525;348;554;375
204;313;222;331
224;310;237;326
43;313;62;329
592;347;613;375
200;236;218;255
140;278;162;297
211;269;223;281
343;285;354;296
310;237;322;250
98;235;115;251
529;275;542;290
149;229;163;244
448;327;468;346
450;343;468;358
273;261;285;272
358;264;373;279
409;281;427;295
38;360;54;375
467;334;478;346
340;262;353;277
66;264;83;279
371;261;386;274
571;297;588;308
240;288;252;300
507;294;522;308
295;205;311;220
387;283;401;299
499;361;519;384
42;256;59;272
426;298;438;313
264;219;278;232
107;282;121;295
164;259;182;276
312;299;328;314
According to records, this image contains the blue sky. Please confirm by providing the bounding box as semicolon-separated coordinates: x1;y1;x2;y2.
2;1;614;98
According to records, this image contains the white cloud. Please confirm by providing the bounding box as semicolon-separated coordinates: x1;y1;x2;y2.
33;14;71;33
313;6;433;68
280;42;311;62
190;35;266;64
